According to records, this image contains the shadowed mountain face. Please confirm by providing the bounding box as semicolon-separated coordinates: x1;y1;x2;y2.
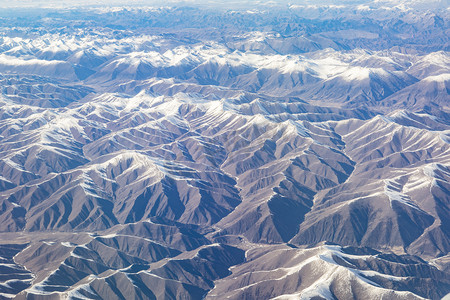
0;2;449;299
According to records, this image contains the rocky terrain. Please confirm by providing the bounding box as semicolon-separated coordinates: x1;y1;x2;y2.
0;1;449;299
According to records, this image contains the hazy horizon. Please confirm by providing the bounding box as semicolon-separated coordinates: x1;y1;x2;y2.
0;0;447;9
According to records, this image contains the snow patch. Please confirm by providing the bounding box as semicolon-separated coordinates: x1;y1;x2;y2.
384;179;423;211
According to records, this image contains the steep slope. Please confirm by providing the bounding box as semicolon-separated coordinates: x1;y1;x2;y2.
207;243;449;300
379;74;450;112
291;116;450;257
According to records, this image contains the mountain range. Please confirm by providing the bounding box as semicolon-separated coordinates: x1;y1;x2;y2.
0;2;448;299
